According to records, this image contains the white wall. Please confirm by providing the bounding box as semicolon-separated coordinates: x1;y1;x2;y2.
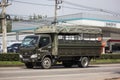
64;19;120;28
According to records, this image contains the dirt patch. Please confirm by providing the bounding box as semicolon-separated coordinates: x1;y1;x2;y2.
105;77;120;80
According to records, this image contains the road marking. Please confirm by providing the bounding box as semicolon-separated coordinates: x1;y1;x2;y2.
0;72;115;80
0;66;120;74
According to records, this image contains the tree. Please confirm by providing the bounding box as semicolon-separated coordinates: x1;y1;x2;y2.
0;20;12;33
29;15;33;20
28;14;46;20
13;16;19;21
37;15;42;19
33;14;37;20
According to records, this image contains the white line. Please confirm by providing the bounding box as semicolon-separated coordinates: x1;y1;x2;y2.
0;72;114;80
1;66;120;74
0;68;86;73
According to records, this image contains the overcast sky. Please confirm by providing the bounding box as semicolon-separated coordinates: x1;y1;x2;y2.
2;0;120;17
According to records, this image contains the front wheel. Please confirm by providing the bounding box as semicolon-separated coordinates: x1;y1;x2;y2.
78;57;89;68
41;57;52;69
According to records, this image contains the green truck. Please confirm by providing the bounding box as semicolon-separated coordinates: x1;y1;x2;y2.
19;25;102;69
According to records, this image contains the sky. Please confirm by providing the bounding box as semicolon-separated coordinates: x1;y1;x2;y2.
1;0;120;17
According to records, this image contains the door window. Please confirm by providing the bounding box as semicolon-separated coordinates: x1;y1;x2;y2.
39;37;50;48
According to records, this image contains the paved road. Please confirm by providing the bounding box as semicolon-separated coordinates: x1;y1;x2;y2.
0;64;120;80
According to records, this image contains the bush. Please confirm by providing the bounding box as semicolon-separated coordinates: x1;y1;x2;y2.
0;53;120;61
0;53;19;61
100;54;120;59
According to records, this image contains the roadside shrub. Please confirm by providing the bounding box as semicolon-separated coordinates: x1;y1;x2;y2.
100;54;120;59
0;53;120;61
0;53;19;61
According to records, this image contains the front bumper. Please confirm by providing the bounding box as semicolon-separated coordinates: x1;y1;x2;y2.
20;58;37;63
19;54;38;63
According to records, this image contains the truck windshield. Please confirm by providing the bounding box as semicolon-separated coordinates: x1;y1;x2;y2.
21;36;38;47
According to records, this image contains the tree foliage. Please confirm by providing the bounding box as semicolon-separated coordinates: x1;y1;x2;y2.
29;14;47;20
12;14;47;21
0;20;12;33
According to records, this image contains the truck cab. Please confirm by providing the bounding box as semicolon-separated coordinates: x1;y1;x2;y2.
19;34;53;68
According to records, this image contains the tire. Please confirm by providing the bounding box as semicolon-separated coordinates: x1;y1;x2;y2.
62;61;73;68
25;62;33;68
41;57;52;69
78;57;89;68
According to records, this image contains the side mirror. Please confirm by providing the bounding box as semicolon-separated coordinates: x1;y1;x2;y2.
48;46;51;49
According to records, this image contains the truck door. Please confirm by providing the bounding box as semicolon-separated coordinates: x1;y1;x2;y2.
39;37;50;47
38;36;51;53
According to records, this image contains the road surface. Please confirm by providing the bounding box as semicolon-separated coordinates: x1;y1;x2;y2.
0;64;120;80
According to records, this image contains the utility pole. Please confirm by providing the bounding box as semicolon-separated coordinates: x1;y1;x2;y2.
54;0;62;25
54;0;57;25
52;0;62;55
0;0;10;53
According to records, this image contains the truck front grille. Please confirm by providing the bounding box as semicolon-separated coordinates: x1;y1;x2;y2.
22;52;33;58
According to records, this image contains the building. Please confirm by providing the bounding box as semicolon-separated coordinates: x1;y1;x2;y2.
0;13;120;53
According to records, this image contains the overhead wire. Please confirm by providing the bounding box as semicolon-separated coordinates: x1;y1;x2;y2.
10;0;96;22
13;0;54;6
63;6;95;11
64;0;120;16
64;0;98;11
12;0;96;11
9;0;120;18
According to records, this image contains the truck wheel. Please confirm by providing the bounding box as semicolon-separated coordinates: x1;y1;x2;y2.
41;57;52;69
62;61;73;68
78;57;89;68
25;62;33;68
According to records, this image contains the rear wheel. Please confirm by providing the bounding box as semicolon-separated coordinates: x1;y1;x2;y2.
25;62;33;68
78;57;89;68
41;57;52;69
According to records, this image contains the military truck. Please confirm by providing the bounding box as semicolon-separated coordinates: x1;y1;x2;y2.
19;25;102;69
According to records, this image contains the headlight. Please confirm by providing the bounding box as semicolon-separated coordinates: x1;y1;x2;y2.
31;54;37;58
19;55;23;58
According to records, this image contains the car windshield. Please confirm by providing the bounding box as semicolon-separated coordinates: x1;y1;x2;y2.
21;36;38;47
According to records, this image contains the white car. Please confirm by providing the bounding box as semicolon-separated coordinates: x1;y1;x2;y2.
0;41;22;53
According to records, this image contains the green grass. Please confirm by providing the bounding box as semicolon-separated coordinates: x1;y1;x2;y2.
0;59;120;67
90;59;120;64
0;61;24;67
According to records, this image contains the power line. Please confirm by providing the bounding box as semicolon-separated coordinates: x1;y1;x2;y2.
12;0;96;11
11;0;120;16
63;6;95;11
13;0;54;6
64;0;98;10
64;0;120;16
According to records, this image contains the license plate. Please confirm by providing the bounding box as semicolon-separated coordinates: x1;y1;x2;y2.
23;59;29;61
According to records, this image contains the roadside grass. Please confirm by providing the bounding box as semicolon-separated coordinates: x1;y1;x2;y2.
0;61;24;67
0;59;120;67
90;59;120;64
